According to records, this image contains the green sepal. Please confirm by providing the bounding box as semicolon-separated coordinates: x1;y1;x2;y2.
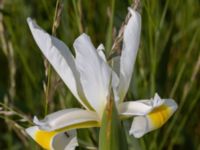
99;98;128;150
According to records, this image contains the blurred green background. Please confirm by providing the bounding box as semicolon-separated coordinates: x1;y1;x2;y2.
0;0;199;149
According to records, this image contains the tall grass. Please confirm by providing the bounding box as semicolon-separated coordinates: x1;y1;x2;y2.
0;0;199;149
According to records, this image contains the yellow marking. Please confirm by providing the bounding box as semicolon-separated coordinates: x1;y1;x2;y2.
56;121;100;132
148;105;172;128
32;121;99;149
35;130;57;150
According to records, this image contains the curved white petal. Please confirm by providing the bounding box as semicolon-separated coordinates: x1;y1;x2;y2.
53;130;78;150
129;98;178;138
64;136;78;150
33;108;99;131
112;71;120;103
96;44;120;103
152;93;164;107
27;18;92;110
118;9;141;102
97;44;106;62
74;34;112;116
118;101;153;116
129;116;148;138
96;43;120;103
26;126;78;150
119;93;165;116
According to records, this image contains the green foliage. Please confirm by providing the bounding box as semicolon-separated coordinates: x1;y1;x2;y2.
0;0;199;149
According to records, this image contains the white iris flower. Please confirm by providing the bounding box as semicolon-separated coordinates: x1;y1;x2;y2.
26;8;177;150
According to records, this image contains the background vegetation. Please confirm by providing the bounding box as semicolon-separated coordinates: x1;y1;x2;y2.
0;0;199;149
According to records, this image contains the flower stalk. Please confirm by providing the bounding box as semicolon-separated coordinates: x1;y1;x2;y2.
99;97;128;150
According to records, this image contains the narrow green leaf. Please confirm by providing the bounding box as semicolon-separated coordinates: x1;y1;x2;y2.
99;99;128;150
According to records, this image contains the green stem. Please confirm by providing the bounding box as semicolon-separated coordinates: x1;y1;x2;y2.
72;0;83;33
105;0;115;54
44;65;52;116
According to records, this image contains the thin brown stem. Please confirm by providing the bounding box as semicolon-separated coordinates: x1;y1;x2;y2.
44;0;63;116
107;0;140;61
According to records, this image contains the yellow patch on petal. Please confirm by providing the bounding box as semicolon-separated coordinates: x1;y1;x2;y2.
31;121;99;149
28;120;99;149
148;105;172;129
35;130;57;150
56;121;100;132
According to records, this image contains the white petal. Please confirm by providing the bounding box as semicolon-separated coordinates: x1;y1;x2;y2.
64;136;78;150
129;99;178;138
26;126;78;150
74;34;112;116
97;44;119;103
118;9;141;102
33;108;99;131
129;116;148;138
27;18;92;110
96;44;120;103
119;93;167;116
118;100;153;116
96;43;120;103
53;130;78;150
97;43;106;62
112;71;120;103
152;93;164;107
